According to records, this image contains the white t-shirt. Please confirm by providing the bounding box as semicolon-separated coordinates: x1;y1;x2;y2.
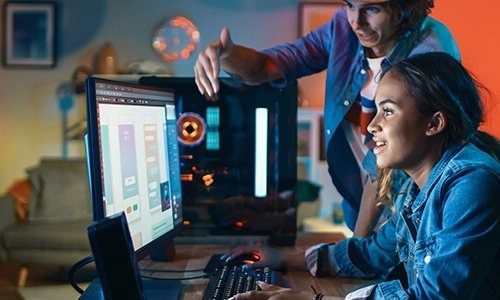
343;56;385;185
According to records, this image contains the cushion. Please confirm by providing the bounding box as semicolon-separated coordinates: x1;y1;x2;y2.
3;220;91;250
26;158;92;223
7;178;32;223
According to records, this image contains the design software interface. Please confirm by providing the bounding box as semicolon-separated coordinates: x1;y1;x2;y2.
95;80;182;251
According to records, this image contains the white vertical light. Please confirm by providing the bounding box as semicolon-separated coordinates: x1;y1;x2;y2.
255;108;268;197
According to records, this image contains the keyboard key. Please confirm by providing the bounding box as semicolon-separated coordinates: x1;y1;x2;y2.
202;265;283;300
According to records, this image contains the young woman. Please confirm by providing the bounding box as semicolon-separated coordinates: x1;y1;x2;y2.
226;52;500;299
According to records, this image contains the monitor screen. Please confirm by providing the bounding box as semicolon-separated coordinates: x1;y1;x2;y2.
139;76;298;245
85;77;184;260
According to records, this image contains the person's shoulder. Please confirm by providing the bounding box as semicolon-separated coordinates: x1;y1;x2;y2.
325;8;350;29
419;16;456;43
331;7;347;20
311;8;354;42
421;16;452;33
448;143;500;176
410;17;460;61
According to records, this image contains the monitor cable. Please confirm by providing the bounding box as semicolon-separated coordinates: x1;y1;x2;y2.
139;267;213;281
69;258;214;291
139;267;206;273
140;273;211;281
68;255;95;294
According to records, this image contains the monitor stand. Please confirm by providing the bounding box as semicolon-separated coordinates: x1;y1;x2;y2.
79;278;182;300
86;213;182;299
150;240;177;262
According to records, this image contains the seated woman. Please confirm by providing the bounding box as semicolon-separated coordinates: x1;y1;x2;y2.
225;52;500;299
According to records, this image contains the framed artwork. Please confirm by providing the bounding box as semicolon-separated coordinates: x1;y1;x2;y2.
2;2;56;68
299;2;344;36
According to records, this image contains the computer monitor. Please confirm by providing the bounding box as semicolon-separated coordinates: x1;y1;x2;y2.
139;76;298;246
85;77;184;262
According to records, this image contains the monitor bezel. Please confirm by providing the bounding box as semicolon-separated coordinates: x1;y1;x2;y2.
85;77;184;261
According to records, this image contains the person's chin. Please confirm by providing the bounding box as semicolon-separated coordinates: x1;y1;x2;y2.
377;158;401;171
375;155;390;169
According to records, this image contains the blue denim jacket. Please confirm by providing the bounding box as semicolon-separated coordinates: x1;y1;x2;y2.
262;9;460;217
318;143;500;299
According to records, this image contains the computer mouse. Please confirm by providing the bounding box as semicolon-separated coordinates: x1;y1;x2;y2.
203;253;260;274
225;253;260;267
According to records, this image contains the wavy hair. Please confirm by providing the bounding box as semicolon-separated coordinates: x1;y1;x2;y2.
376;52;500;220
389;0;434;34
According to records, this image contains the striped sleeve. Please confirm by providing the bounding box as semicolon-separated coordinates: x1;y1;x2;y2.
304;243;339;277
345;285;377;299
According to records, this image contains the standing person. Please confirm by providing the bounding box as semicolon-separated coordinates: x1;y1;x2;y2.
225;52;500;300
194;0;460;237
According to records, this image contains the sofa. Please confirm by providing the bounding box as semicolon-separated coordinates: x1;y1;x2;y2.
0;158;94;283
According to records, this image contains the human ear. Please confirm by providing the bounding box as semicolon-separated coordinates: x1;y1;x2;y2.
426;111;446;136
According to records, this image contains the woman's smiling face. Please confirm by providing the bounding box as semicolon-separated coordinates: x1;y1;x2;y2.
367;71;438;176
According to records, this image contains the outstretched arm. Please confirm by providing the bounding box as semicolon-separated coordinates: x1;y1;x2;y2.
194;27;282;97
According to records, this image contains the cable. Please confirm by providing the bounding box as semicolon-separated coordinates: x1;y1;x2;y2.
140;273;211;281
139;267;206;273
68;255;95;294
70;257;210;292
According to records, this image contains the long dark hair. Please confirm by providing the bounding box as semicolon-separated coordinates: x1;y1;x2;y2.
377;52;500;217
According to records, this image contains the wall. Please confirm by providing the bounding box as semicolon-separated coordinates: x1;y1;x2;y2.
1;0;499;192
0;0;302;191
431;1;500;138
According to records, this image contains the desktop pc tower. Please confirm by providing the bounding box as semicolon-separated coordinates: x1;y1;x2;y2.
140;76;298;246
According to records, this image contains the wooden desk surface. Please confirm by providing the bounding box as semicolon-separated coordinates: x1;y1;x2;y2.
138;232;377;300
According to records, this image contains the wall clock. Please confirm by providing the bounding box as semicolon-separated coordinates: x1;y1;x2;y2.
152;16;200;62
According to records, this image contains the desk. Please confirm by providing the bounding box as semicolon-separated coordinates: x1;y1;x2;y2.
138;232;377;299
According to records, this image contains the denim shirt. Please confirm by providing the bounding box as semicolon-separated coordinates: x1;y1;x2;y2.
317;143;500;299
261;9;461;213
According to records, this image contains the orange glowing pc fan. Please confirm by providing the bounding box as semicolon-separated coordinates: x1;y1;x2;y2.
177;112;206;146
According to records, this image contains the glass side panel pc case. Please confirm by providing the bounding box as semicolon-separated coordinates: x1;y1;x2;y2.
85;77;184;261
139;77;298;246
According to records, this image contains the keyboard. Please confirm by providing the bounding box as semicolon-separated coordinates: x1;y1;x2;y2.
202;264;283;300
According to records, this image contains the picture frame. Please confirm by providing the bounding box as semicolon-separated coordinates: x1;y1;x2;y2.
299;2;344;36
2;1;56;68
